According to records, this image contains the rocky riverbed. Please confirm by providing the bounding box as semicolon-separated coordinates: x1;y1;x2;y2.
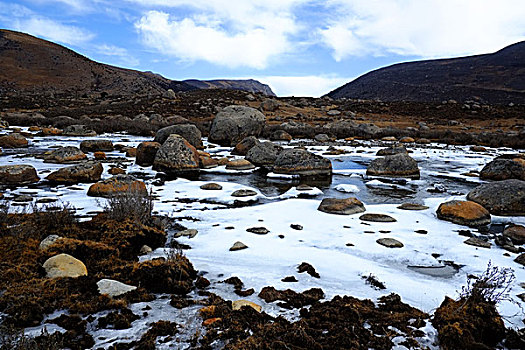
1;110;525;349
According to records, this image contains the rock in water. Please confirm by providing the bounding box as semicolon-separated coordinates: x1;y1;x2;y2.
273;148;332;176
209;105;266;146
366;153;420;179
153;134;200;175
226;159;256;170
97;279;137;297
154;124;203;149
136;141;161;166
87;175;147;197
232;136;260;155
231;189;257;197
245;141;283;168
317;197;365;215
360;213;397;222
0;164;39;185
436;200;491;227
43;146;87;163
46;161;103;184
0;133;28;148
43;253;87;278
467;179;525;216
80;140;114;152
480;156;525;181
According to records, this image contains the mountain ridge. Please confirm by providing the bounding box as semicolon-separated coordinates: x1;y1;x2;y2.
326;41;525;104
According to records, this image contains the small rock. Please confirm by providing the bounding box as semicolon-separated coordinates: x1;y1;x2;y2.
359;213;397;222
39;235;62;250
317;197;365;215
174;229;198;238
200;183;223;190
232;300;262;312
397;203;429;210
43;253;87;278
464;237;491;248
297;262;320;278
290;224;303;230
97;279;137;298
376;145;408;156
314;133;331;143
140;245;152;254
43;146;87;163
281;276;298;282
230;241;248;251
109;167;126;175
246;227;269;235
231;189;257;197
376;238;404;248
226;159;256;170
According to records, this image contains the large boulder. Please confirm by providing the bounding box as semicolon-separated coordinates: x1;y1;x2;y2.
367;153;420;179
80;140;114;153
43;253;87;278
136;141;161;166
245;141;283;168
43;146;87;163
0;133;28;148
273;148;332;176
480;156;525;181
46;161;103;184
154;124;203;149
436;200;491;227
467;179;525;216
63;125;96;136
317;197;365;215
87;175;147;197
153;134;200;175
209;106;266;146
322;120;358;139
0;164;39;185
232;136;260;156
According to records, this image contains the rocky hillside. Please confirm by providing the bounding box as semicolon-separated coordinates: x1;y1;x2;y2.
184;79;275;96
0;29;274;97
327;41;525;105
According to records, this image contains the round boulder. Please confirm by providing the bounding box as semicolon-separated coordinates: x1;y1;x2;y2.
503;224;525;245
367;153;420;179
44;146;87;163
46;161;103;184
436;200;491;227
317;197;365;215
153;134;200;175
136;141;161;167
467;179;525;216
0;164;39;185
43;253;87;278
480;156;525;181
87;175;147;197
154;124;203;149
273;148;332;176
209;106;266;146
245;141;283;168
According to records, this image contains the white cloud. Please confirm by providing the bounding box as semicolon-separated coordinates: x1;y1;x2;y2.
12;17;95;46
133;1;305;69
258;75;353;97
320;0;525;60
95;44;140;67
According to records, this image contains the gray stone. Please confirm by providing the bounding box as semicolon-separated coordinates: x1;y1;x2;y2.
200;183;223;190
274;148;332;176
464;237;491;248
245;141;283;168
376;238;404;248
367;153;420;179
154;124;203;149
230;241;248;251
209;106;266;146
359;213;397;222
39;235;62;250
174;229;198;238
467;179;525;216
153;134;200;175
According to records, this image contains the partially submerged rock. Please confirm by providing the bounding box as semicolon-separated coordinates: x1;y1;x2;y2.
46;161;103;184
436;200;491;227
80;140;114;153
43;253;88;278
0;133;28;148
87;175;147;197
232;300;262;312
317;197;365;215
467;179;525;216
232;136;260;156
153;134;200;175
62;124;96;136
0;164;39;185
273;148;332;176
367;153;420;179
44;146;87;163
245;141;283;168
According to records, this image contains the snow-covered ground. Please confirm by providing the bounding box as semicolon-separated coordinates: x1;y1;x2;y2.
2;127;525;348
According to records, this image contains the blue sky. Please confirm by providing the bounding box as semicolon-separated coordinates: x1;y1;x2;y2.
1;0;525;97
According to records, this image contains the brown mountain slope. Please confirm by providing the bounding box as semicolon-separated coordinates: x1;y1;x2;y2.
327;41;525;104
0;29;275;97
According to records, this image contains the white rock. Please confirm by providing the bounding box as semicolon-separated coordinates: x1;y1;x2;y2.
39;235;62;250
97;279;137;298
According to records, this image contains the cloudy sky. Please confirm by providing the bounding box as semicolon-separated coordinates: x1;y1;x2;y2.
1;0;525;96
